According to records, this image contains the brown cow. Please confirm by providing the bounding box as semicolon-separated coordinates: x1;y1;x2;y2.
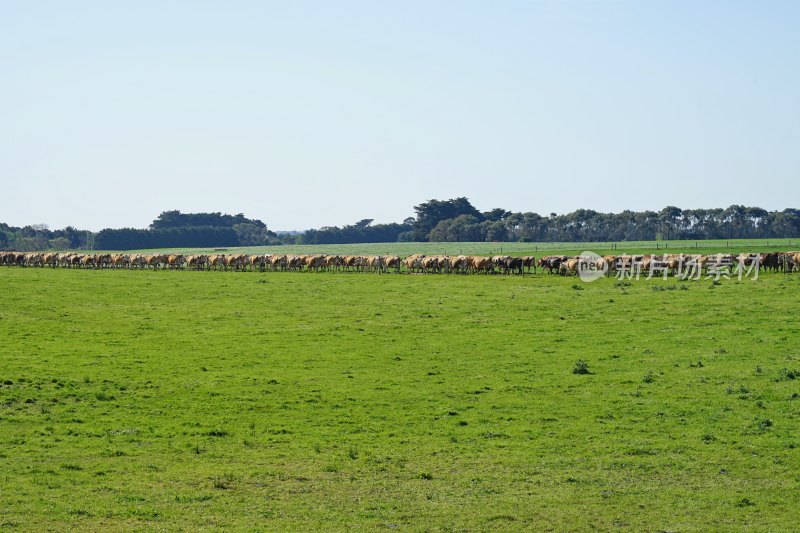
522;256;536;273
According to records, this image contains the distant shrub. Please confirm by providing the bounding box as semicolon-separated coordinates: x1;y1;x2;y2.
757;418;773;431
572;360;591;375
642;372;656;384
212;474;235;489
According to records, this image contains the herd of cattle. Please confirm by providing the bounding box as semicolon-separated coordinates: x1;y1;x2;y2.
1;250;799;276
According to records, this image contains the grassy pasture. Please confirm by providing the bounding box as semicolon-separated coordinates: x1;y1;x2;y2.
0;267;799;530
124;237;800;258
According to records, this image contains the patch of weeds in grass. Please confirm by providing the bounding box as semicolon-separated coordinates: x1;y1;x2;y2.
776;368;800;382
756;418;773;431
418;472;433;480
651;285;681;292
735;497;756;507
642;371;656;384
211;473;236;490
174;493;213;503
488;515;517;522
128;508;161;520
348;447;359;460
572;360;591;375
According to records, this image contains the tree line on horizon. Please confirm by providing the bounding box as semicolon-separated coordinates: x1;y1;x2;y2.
2;201;800;251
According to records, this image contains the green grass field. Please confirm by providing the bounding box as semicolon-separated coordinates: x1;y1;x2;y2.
1;267;799;530
125;237;800;258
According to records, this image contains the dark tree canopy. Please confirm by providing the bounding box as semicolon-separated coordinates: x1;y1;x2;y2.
2;203;800;251
150;210;265;230
412;197;483;239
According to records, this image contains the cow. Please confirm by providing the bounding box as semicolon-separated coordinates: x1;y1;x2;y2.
166;254;184;269
404;255;425;273
787;252;800;273
97;254;113;268
325;255;343;272
450;255;470;274
269;255;287;271
249;255;267;272
470;256;494;274
145;254;167;270
537;256;566;274
306;255;327;272
500;256;523;275
557;257;580;276
225;254;245;271
423;256;440;273
186;255;209;270
385;256;402;273
286;255;304;271
522;256;536;274
759;252;780;272
111;254;131;269
81;254;97;269
367;255;386;274
42;253;59;268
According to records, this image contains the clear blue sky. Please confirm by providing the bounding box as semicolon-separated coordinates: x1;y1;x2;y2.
2;1;798;231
